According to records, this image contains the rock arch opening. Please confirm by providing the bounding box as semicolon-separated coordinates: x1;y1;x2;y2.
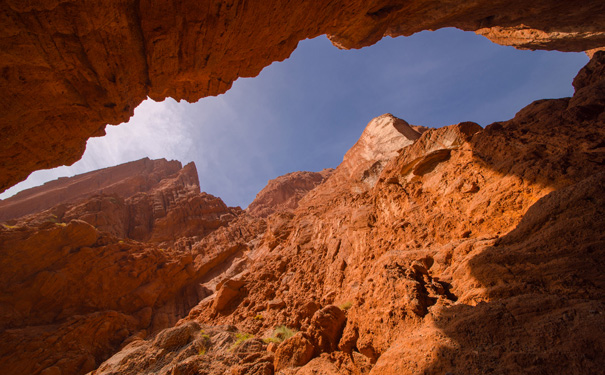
0;29;590;206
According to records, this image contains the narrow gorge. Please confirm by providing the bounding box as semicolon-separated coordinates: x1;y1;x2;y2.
1;1;605;374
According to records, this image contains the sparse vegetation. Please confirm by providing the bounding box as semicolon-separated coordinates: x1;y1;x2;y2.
46;214;58;223
1;224;18;229
196;329;211;355
254;314;263;320
339;301;353;311
230;332;253;350
262;325;296;344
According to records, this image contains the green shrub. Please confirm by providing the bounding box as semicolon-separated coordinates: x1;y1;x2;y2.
231;332;253;350
262;325;295;344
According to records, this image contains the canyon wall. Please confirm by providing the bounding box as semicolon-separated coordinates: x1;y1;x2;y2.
0;159;246;375
0;155;329;375
2;2;605;374
2;0;605;191
0;158;186;222
1;52;602;375
88;52;605;375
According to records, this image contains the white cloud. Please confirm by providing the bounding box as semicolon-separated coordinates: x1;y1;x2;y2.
0;98;192;199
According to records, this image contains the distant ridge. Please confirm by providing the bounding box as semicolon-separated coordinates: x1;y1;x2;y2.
0;158;195;222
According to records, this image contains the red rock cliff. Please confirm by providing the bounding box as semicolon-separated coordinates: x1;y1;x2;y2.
247;169;333;218
1;53;604;374
0;157;251;375
86;52;605;375
1;0;605;191
0;158;187;222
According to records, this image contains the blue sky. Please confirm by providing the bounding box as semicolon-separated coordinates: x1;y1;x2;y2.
0;28;588;207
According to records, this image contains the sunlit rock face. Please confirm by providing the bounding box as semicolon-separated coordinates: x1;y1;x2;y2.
247;170;334;218
0;158;249;375
1;0;605;191
1;1;605;374
29;52;600;375
0;158;186;222
0;158;237;244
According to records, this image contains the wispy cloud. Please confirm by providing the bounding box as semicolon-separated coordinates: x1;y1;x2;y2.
0;30;588;208
0;98;192;199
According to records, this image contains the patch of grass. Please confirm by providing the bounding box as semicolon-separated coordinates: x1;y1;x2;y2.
262;325;295;344
339;301;353;311
197;347;207;356
45;215;58;224
254;314;263;320
230;332;253;350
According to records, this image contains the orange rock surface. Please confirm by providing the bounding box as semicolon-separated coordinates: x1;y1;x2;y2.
247;170;333;218
83;52;605;375
0;159;248;375
0;158;186;222
2;0;605;191
1;3;605;372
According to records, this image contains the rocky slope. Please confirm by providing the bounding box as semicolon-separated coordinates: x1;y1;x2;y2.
2;1;605;191
175;53;604;375
247;170;334;218
0;158;187;222
0;52;600;375
0;159;250;375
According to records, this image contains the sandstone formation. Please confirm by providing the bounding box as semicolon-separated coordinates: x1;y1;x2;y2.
0;159;250;375
247;169;333;218
2;0;605;191
0;158;189;222
1;158;239;245
2;3;605;372
79;53;605;375
302;114;421;201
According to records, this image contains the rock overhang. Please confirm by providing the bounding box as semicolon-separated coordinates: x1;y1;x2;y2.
1;0;605;191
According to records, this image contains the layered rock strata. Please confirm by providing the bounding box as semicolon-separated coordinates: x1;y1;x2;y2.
247;169;333;218
88;53;605;375
0;160;247;375
1;158;238;245
0;158;189;222
2;0;605;191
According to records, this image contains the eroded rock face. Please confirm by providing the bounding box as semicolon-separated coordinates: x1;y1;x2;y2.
0;159;254;375
154;52;602;374
0;158;186;222
2;0;605;191
2;52;605;375
1;158;239;246
247;170;333;218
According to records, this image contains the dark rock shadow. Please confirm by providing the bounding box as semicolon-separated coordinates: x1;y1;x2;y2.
418;172;605;375
412;52;605;375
